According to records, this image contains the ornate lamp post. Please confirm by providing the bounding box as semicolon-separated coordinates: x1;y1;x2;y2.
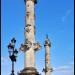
7;38;18;75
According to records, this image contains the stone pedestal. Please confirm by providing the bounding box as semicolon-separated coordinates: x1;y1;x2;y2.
18;67;40;75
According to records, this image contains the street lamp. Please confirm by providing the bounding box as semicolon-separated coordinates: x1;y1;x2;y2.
7;38;18;75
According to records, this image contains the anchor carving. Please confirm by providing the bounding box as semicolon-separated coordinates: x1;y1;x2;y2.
33;42;41;51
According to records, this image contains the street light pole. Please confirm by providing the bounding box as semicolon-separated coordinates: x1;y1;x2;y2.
7;38;18;75
11;61;14;75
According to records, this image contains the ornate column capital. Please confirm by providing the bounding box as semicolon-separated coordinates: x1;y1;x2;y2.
44;35;51;47
24;0;37;4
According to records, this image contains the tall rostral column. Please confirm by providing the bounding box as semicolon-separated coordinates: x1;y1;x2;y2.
18;0;41;75
43;35;53;75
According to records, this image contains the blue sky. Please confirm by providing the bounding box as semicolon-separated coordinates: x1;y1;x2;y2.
1;0;74;75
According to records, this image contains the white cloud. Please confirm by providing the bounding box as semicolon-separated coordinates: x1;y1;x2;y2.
1;57;7;63
36;62;74;75
1;57;10;66
52;62;74;75
1;57;11;75
61;9;71;22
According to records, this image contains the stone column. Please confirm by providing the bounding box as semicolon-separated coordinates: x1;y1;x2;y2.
18;0;41;75
25;0;35;68
44;35;53;75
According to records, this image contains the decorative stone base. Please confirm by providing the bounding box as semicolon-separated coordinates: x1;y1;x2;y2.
18;67;40;75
